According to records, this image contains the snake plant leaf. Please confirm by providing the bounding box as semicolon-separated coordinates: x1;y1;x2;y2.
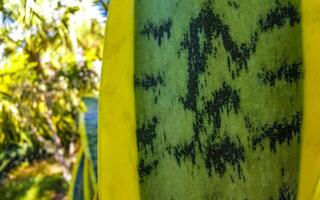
99;0;320;199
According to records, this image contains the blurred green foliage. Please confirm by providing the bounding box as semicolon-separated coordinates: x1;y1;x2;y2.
0;160;68;200
0;0;106;183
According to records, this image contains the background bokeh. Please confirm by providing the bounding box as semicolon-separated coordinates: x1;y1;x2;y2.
0;0;107;199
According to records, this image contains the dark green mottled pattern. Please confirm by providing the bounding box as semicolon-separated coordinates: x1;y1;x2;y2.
134;0;303;199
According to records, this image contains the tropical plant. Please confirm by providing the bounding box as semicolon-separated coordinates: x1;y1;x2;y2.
99;0;305;199
0;0;106;180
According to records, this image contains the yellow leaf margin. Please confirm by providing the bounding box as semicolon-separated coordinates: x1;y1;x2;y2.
299;0;320;199
98;0;140;199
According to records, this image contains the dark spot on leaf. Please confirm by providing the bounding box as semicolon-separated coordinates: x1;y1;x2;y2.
259;3;300;32
205;82;240;129
258;62;302;86
278;183;297;200
174;141;196;166
252;112;302;152
227;1;239;9
281;168;285;177
138;159;159;182
140;19;173;46
137;116;158;153
134;73;165;90
205;134;245;178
